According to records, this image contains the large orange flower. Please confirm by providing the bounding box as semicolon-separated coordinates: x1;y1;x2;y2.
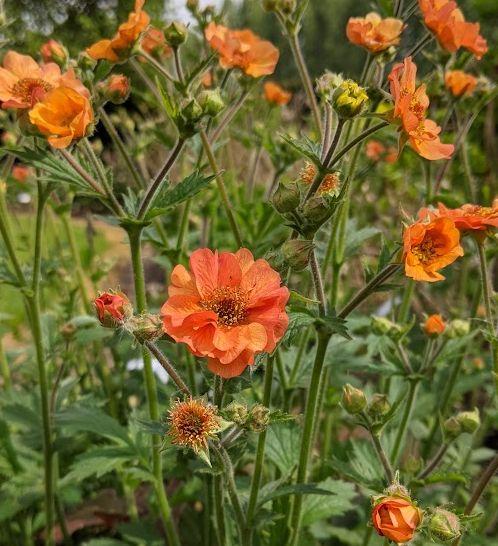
444;70;477;97
263;81;292;105
87;0;150;62
419;0;488;59
29;87;94;149
346;12;404;53
403;216;463;282
205;22;279;78
0;50;88;110
372;496;423;543
421;202;498;232
161;248;289;378
388;57;453;160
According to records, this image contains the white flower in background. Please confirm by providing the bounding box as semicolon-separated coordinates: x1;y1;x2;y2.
126;357;169;384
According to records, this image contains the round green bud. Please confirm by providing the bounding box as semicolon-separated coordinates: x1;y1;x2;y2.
443;416;462;441
342;383;367;415
456;408;480;434
427;508;461;543
224;402;249;426
368;394;391;420
271;181;300;213
198;89;225;117
445;319;470;339
282;239;313;272
164;21;188;47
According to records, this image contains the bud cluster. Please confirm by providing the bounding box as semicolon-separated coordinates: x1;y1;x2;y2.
443;408;480;441
224;402;271;432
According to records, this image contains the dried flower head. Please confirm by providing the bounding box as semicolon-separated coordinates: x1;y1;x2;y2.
168;398;221;453
300;162;339;196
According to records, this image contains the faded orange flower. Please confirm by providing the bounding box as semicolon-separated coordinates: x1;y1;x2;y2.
40;40;67;65
168;398;220;453
419;0;488;59
205;22;279;78
372;495;423;543
424;314;446;336
161;248;289;378
388;57;454;160
141;26;172;59
87;0;150;62
403;216;463;282
366;140;398;163
300;162;339;195
263;81;292;106
29;87;94;149
346;12;404;53
0;50;88;110
444;70;477;97
11;164;32;183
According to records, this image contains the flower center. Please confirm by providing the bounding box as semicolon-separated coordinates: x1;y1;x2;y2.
412;238;437;264
11;78;53;106
201;286;248;327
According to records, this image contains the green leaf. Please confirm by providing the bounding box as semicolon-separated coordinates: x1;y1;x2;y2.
265;422;300;474
317;314;351;340
257;483;335;508
280;134;321;166
301;478;356;526
135;417;168;436
280;311;315;348
82;539;130;546
146;171;215;219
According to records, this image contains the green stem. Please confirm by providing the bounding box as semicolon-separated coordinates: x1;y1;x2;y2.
0;338;11;390
390;379;419;466
199;129;243;247
417;443;450;479
371;433;395;483
143;340;191;396
138;49;175;82
397;279;415;323
127;227;180;546
0;186;26;285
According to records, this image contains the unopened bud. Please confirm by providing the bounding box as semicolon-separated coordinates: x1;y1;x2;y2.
423;314;446;337
371;316;403;339
332;79;369;119
129;314;163;343
342;383;367;414
427;508;461;543
443;416;462;441
94;290;133;328
40;39;68;66
181;98;203;122
60;322;77;340
198;89;225;117
456;408;480;434
164;21;188;47
224;402;249;425
280;0;296;14
282;239;313;271
262;0;279;12
98;74;130;104
403;454;423;474
78;51;97;72
368;394;391;420
248;404;270;432
316;71;344;99
445;319;470;339
271;181;300;213
301;195;333;235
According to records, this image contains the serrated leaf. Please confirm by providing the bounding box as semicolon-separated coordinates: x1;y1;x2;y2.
280;312;315;348
318;314;351;340
257;483;335;509
135;417;168;435
301;478;356;526
265;422;300;474
280;134;321;166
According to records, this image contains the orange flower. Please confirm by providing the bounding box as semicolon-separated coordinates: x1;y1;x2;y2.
346;12;404;53
444;70;477;97
0;50;88;110
201;71;213;87
11;164;32;183
99;74;130;104
424;314;446;336
300;162;339;195
161;248;289;378
40;39;68;65
29;87;94;149
87;0;150;62
423;202;498;232
366;140;398;163
94;290;133;328
141;26;172;59
403;216;463;282
263;81;292;106
205;22;279;78
388;57;454;160
419;0;488;59
372;496;423;543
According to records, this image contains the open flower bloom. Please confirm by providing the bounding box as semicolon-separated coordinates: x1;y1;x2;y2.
388;57;454;160
444;70;478;97
205;22;279;78
87;0;150;62
424;314;446;336
29;86;94;148
346;12;404;53
420;202;498;232
372;495;423;543
263;81;292;105
161;248;289;378
403;215;463;282
0;50;88;110
419;0;488;59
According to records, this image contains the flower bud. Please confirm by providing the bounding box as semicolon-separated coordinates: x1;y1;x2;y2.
280;0;296;14
60;322;77;340
315;71;344;99
403;454;423;474
181;98;203;122
262;0;280;12
371;494;422;543
248;404;270;432
94;290;133;328
282;239;313;271
98;74;130;104
368;394;391;420
129;314;163;343
445;319;470;339
427;508;461;543
332;79;369;119
78;51;97;72
271;181;300;213
164;21;188;47
442;416;462;441
301;195;333;235
224;402;249;425
198;89;225;117
40;39;68;66
456;408;480;434
423;314;446;337
186;0;199;11
342;384;367;414
371;316;404;339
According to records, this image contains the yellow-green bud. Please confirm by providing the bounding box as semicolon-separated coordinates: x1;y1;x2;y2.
280;0;296;14
443;416;462;441
371;316;404;340
129;314;163;343
164;21;188;47
181;99;203;122
445;319;470;339
224;402;249;425
262;0;279;12
342;384;367;414
301;195;332;235
271;181;300;213
456;408;480;434
368;394;391;420
332;79;369;119
282;239;313;271
249;404;270;432
427;508;461;543
198;89;225;117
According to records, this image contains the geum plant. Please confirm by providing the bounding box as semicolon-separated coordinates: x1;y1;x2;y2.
0;0;497;545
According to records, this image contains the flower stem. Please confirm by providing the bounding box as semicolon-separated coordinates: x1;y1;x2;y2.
199;129;243;247
143;340;191;396
127;227;180;546
390;378;419;466
417;443;450;480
